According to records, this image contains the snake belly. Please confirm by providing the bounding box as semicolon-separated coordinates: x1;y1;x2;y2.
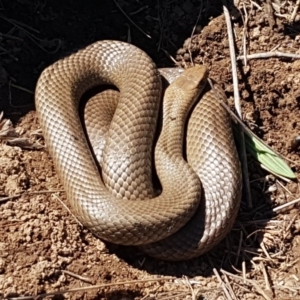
35;40;242;260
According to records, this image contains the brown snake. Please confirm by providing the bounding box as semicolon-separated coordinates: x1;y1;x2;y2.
35;40;242;261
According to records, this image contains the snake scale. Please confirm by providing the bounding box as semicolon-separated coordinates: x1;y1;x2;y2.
35;40;242;261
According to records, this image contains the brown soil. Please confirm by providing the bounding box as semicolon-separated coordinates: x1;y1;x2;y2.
1;1;300;299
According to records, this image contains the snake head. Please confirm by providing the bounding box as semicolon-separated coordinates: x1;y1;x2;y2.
172;65;208;94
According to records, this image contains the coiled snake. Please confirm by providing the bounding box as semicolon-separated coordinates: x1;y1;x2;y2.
35;40;242;261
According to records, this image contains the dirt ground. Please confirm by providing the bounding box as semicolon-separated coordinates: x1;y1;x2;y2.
1;0;300;299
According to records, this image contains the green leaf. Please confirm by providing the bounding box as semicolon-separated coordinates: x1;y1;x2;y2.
233;124;296;179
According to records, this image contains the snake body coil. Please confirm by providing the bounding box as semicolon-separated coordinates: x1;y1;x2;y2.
35;40;242;261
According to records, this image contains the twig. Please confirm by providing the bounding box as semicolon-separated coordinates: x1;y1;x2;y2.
223;273;238;300
0;45;18;60
222;1;241;118
271;197;300;212
52;193;83;227
251;280;272;300
259;240;271;259
221;1;253;209
130;5;148;15
242;259;246;283
5;277;175;300
237;51;300;60
260;262;272;294
241;3;249;67
9;83;34;94
156;0;163;51
0;189;65;202
182;276;197;300
276;179;292;195
161;48;179;65
62;270;93;284
260;164;293;183
7;82;32;109
187;1;204;65
285;214;297;234
0;194;20;202
235;231;243;266
0;13;40;33
138;256;146;268
273;284;300;292
250;1;262;10
220;269;272;300
113;0;151;39
213;268;232;300
0;32;23;41
156;292;193;300
126;23;131;43
0;13;61;54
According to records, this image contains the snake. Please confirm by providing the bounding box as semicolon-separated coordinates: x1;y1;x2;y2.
35;40;242;261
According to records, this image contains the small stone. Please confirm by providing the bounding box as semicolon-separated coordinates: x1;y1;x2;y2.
252;27;261;38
